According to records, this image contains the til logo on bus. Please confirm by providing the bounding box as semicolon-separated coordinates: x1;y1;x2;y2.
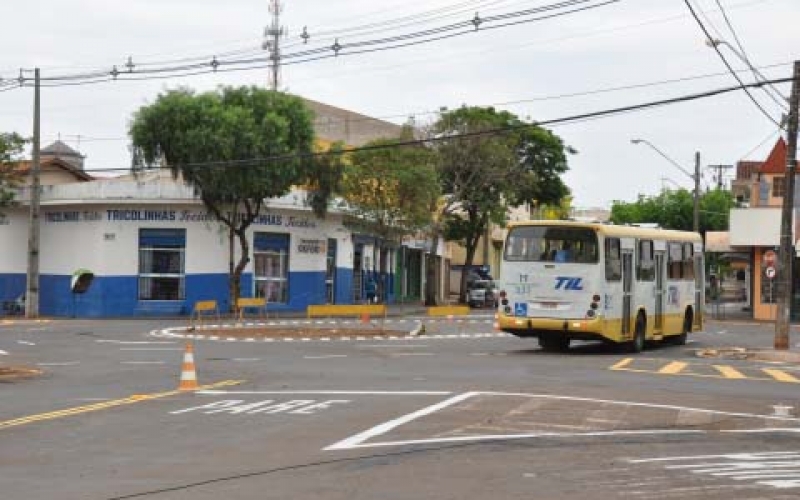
555;276;583;291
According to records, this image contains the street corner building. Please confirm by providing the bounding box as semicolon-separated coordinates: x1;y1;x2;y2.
0;100;448;318
0;167;439;318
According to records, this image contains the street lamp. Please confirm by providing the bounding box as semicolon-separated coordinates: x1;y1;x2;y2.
706;38;789;110
631;138;701;232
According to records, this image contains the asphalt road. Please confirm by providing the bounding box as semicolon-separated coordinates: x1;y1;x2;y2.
3;314;800;500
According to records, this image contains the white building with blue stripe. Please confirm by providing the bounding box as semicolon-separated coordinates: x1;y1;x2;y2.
1;169;448;317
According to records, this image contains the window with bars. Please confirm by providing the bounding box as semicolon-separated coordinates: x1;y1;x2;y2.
254;232;289;304
773;176;786;197
138;228;186;300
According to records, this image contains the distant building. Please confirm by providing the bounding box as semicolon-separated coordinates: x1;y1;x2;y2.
727;138;800;321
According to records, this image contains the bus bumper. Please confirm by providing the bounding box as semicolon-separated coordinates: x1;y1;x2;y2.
497;314;608;341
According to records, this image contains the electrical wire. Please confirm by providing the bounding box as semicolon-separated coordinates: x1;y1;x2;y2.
34;75;791;175
5;0;615;89
737;127;781;159
714;0;788;108
683;0;783;129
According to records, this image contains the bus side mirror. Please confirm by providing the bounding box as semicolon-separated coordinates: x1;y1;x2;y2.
71;269;95;294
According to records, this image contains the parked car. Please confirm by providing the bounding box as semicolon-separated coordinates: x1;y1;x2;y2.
468;280;498;308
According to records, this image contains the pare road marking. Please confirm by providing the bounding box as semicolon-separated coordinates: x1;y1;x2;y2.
0;380;243;430
170;399;350;416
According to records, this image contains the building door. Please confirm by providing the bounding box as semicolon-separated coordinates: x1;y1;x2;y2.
353;244;363;302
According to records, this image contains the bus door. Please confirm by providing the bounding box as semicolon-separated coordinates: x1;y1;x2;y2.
693;242;704;328
654;249;666;331
621;240;635;336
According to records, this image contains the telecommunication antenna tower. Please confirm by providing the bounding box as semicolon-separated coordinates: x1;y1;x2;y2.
263;0;286;90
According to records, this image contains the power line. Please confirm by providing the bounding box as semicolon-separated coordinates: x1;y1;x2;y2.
47;75;791;175
712;0;788;109
39;62;794;150
4;0;617;90
683;0;783;129
737;127;781;159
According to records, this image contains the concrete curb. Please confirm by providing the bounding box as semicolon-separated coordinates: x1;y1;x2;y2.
695;347;800;363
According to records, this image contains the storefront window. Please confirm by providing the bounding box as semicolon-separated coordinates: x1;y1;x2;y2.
254;233;289;304
138;229;186;300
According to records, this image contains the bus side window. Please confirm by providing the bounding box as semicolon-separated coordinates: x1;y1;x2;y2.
668;242;683;279
682;242;695;280
605;238;621;281
637;239;654;281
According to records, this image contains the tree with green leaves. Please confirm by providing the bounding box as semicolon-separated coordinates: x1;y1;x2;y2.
610;188;734;233
0;132;26;210
130;86;321;310
432;106;571;304
340;128;440;241
338;129;440;302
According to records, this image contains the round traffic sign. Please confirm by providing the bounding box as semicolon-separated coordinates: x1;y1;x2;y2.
764;250;777;266
765;266;776;279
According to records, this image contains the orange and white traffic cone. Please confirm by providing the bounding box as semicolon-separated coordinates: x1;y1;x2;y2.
178;342;198;391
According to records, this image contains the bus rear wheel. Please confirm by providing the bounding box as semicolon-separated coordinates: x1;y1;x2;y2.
625;315;646;353
671;311;692;346
539;336;570;352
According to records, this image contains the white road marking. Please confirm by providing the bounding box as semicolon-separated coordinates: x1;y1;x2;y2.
170;399;350;415
304;355;347;359
630;451;800;490
0;349;8;355
16;340;36;346
198;390;452;396
390;352;435;357
232;358;261;362
629;451;800;463
96;340;175;345
482;391;800;423
326;392;800;451
358;344;429;348
36;361;80;366
326;392;478;450
119;348;184;351
329;427;702;451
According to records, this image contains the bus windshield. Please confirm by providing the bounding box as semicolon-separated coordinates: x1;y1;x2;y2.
504;226;599;263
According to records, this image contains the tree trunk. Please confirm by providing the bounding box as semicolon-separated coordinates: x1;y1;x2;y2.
231;228;251;313
228;227;236;313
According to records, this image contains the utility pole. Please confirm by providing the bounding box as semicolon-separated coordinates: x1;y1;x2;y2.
707;164;733;189
263;0;285;91
694;151;700;233
25;68;41;318
774;60;800;350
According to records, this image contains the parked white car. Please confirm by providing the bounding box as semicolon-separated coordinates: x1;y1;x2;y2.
467;280;498;308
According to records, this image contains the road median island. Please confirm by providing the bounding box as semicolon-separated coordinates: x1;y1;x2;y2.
181;322;417;340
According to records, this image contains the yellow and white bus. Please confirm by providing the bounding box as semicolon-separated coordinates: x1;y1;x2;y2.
496;221;704;352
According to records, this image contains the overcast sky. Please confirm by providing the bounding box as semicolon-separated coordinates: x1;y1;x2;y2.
1;0;797;209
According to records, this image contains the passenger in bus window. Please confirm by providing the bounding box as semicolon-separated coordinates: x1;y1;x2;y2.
555;242;573;263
